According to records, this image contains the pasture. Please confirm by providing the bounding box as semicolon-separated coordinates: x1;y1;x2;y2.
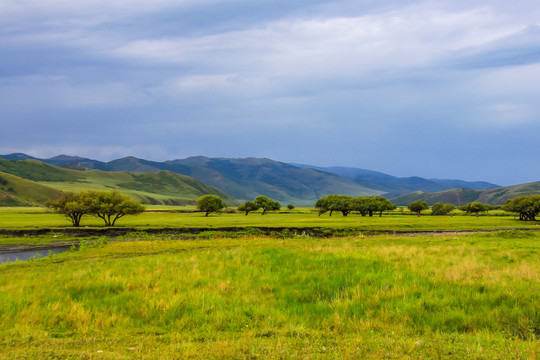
0;207;538;359
0;231;538;359
0;206;538;233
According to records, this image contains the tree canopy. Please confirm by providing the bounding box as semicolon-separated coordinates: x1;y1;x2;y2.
503;195;540;221
196;194;225;216
47;190;145;226
431;203;455;216
458;202;491;216
408;200;429;216
46;191;92;227
237;200;260;215
316;195;396;217
254;196;281;215
87;190;145;226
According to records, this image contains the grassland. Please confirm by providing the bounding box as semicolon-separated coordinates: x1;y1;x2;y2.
0;207;539;233
0;231;538;359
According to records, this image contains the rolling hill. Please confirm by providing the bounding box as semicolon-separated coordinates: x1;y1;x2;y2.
3;153;535;207
0;172;62;206
292;164;500;195
1;154;383;205
0;158;236;206
390;181;540;206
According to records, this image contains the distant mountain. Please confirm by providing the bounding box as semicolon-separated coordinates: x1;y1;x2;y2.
0;154;382;205
292;164;500;195
0;153;512;206
390;181;540;206
159;157;381;204
0;158;236;206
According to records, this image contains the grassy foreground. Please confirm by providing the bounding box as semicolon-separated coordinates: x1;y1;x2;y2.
0;232;538;359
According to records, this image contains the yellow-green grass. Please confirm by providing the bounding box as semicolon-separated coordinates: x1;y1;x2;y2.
0;207;539;232
0;232;538;359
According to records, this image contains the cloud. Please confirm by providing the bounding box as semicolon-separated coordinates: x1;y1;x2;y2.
1;0;540;184
0;75;145;109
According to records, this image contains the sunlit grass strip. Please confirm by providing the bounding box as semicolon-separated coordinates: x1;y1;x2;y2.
0;207;539;231
0;232;538;358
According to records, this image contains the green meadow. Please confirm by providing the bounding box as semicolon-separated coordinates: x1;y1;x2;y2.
1;207;539;232
0;232;538;359
1;207;539;358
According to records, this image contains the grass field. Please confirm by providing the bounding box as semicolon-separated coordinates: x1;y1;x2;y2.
0;231;538;359
1;207;539;232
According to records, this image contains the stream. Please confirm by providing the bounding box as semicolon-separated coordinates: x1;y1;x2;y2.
0;246;71;264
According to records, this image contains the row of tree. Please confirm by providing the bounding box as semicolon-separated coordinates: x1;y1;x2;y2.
47;190;145;227
315;195;396;217
48;190;540;225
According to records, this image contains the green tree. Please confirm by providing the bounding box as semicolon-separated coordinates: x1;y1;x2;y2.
503;195;540;221
431;203;455;216
460;202;490;217
254;196;280;215
408;200;429;216
196;194;225;216
237;200;259;215
287;204;295;210
372;196;396;217
315;195;337;216
46;192;92;227
351;196;370;216
87;190;145;226
315;195;352;216
351;196;396;217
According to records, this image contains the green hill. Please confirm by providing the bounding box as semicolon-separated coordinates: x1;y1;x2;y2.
0;172;62;206
109;156;382;205
0;158;237;206
1;154;383;205
391;181;540;206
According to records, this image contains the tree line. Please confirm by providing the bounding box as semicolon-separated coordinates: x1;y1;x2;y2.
47;190;540;226
315;195;396;217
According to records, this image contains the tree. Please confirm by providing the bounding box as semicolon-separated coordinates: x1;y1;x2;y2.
46;192;92;227
351;196;370;216
315;195;338;216
351;196;395;217
372;196;397;217
315;195;352;216
196;194;225;216
431;203;455;216
459;202;490;217
254;196;280;215
237;200;259;215
408;200;429;216
503;195;540;221
87;190;145;226
333;195;352;216
287;204;295;210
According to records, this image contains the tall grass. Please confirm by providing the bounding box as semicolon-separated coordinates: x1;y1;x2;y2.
0;231;538;358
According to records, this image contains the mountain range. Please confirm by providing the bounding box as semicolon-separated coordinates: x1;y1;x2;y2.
1;152;537;207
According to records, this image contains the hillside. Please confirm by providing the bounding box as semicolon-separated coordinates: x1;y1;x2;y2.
0;158;236;206
1;154;382;205
390;181;540;206
0;172;62;206
292;164;500;194
160;157;381;204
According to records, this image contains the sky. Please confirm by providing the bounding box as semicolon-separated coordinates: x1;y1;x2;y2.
1;0;539;185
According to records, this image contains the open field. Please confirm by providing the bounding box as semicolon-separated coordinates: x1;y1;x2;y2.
0;231;538;359
0;207;539;232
